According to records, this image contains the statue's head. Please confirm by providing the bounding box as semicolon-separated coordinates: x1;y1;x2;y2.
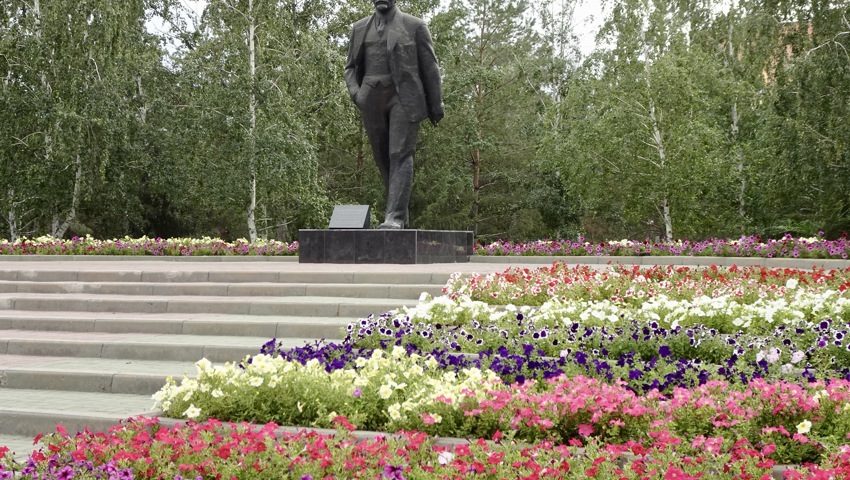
373;0;396;14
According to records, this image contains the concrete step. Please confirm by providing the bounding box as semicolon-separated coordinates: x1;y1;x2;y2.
0;389;155;438
0;293;412;317
0;355;198;395
0;259;488;452
0;434;40;460
0;268;453;286
0;331;316;363
0;280;443;299
0;311;351;338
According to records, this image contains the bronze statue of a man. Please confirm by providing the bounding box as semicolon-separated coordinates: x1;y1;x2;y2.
345;0;444;229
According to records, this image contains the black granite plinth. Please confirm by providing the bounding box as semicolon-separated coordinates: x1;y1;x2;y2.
298;229;473;264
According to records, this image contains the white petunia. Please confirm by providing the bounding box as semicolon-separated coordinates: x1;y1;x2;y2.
195;358;212;372
379;384;394;399
184;404;201;419
388;403;402;420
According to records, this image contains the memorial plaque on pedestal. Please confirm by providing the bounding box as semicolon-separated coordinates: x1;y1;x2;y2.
298;229;473;264
328;205;370;229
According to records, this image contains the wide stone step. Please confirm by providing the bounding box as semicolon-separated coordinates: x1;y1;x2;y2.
0;355;197;395
0;268;452;286
0;389;155;438
0;331;311;363
0;280;442;299
0;293;411;317
0;434;38;460
0;259;486;454
0;311;351;338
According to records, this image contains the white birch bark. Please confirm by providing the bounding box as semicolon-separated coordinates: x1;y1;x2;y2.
645;70;673;242
732;102;745;221
469;1;489;236
246;0;258;242
727;17;746;227
51;153;82;238
6;188;17;242
137;76;147;124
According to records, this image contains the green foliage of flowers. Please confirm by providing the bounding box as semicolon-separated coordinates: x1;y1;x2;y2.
153;348;498;435
4;235;850;259
366;294;850;370
151;346;850;465
476;235;850;259
6;416;830;480
436;264;850;334
0;235;298;256
446;263;850;306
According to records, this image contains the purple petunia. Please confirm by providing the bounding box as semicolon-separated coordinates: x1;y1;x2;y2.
57;466;75;480
383;465;407;480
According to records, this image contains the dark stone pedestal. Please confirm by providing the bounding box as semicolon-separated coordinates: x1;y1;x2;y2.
298;229;473;264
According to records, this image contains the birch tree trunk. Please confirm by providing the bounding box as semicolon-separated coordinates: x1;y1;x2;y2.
470;141;482;236
469;2;488;237
727;16;746;231
645;72;673;242
732;102;745;224
136;75;147;124
650;105;674;242
51;153;83;238
6;188;17;242
246;0;259;242
35;0;70;238
471;83;484;236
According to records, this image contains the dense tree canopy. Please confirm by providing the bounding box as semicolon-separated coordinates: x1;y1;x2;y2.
1;0;848;242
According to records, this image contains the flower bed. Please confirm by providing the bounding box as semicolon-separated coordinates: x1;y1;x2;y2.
331;264;850;389
274;319;849;393
9;416;850;480
443;264;850;307
476;234;850;259
142;263;850;467
1;234;849;259
6;262;850;477
0;235;298;256
151;347;850;465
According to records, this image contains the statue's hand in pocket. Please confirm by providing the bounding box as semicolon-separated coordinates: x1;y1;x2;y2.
353;88;365;108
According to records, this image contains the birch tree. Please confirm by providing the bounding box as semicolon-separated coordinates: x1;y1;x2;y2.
430;0;550;238
174;0;330;241
544;0;735;241
0;0;170;239
744;0;850;237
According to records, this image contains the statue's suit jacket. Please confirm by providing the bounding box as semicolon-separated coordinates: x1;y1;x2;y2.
344;10;444;124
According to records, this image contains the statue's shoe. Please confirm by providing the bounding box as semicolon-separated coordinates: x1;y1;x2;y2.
377;221;404;229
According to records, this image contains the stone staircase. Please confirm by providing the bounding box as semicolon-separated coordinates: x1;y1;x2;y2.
0;259;453;457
